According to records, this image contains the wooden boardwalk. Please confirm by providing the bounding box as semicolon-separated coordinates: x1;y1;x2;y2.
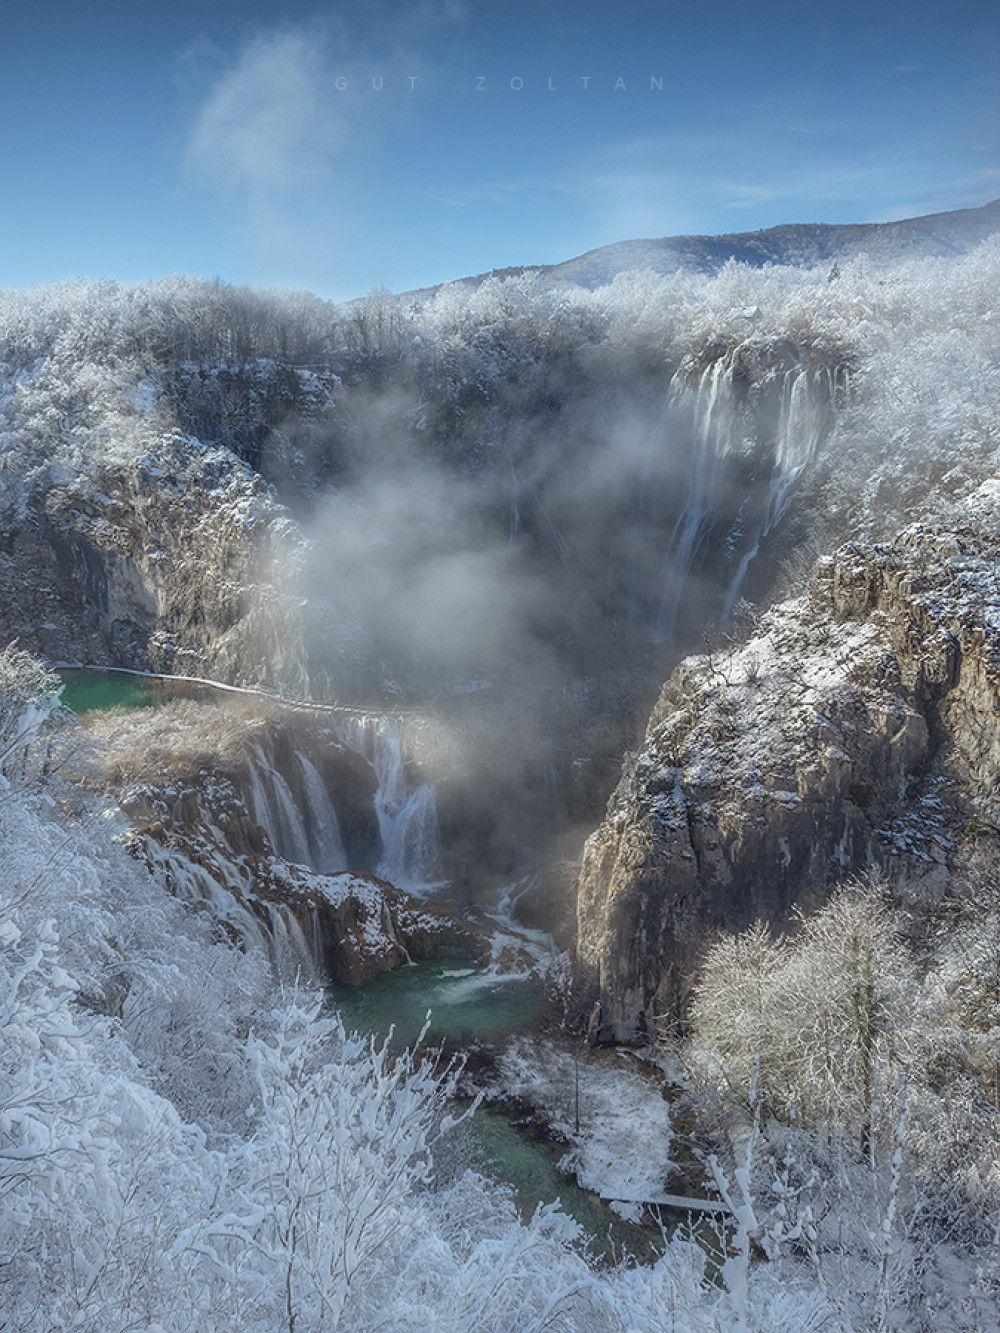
611;1193;731;1215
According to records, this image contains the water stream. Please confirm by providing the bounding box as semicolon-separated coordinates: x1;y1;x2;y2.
329;960;669;1264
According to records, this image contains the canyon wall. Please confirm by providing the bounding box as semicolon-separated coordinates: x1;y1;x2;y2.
574;482;1000;1040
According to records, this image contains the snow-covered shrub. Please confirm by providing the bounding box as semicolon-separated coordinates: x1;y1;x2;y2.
0;642;67;784
85;697;264;786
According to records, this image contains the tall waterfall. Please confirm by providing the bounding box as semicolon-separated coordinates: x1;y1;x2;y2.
654;350;837;640
718;362;837;623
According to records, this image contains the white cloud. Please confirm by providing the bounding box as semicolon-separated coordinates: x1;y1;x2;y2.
185;28;341;194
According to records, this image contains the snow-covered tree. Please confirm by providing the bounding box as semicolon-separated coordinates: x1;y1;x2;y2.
690;877;916;1148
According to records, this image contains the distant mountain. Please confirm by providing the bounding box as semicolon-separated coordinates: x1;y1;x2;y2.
405;199;1000;298
545;199;1000;287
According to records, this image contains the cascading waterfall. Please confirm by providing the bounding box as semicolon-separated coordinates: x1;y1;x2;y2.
244;741;314;868
296;751;348;873
142;833;317;982
335;713;443;895
654;349;837;640
146;837;259;935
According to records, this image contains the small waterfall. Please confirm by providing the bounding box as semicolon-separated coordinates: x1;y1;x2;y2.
297;752;348;873
269;769;314;867
245;742;313;867
264;901;320;984
307;908;326;975
336;713;443;895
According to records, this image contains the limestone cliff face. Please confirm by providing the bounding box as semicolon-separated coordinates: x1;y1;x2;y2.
575;481;1000;1041
0;434;310;693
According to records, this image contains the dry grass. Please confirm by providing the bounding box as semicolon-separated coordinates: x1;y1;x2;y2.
84;698;275;784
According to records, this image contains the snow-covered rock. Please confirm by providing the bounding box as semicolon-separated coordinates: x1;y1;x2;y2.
574;489;1000;1040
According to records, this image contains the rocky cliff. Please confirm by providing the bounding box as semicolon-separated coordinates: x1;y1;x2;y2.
0;432;311;692
574;480;1000;1041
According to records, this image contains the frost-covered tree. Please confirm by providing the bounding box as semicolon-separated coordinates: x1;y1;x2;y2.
0;650;839;1330
690;877;916;1147
0;642;68;784
684;921;786;1110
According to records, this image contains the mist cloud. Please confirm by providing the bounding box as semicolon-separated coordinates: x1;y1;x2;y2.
304;443;563;703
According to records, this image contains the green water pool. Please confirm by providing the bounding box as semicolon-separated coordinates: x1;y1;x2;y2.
57;668;226;714
328;959;550;1050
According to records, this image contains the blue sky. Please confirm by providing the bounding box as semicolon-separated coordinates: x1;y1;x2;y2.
0;0;997;300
